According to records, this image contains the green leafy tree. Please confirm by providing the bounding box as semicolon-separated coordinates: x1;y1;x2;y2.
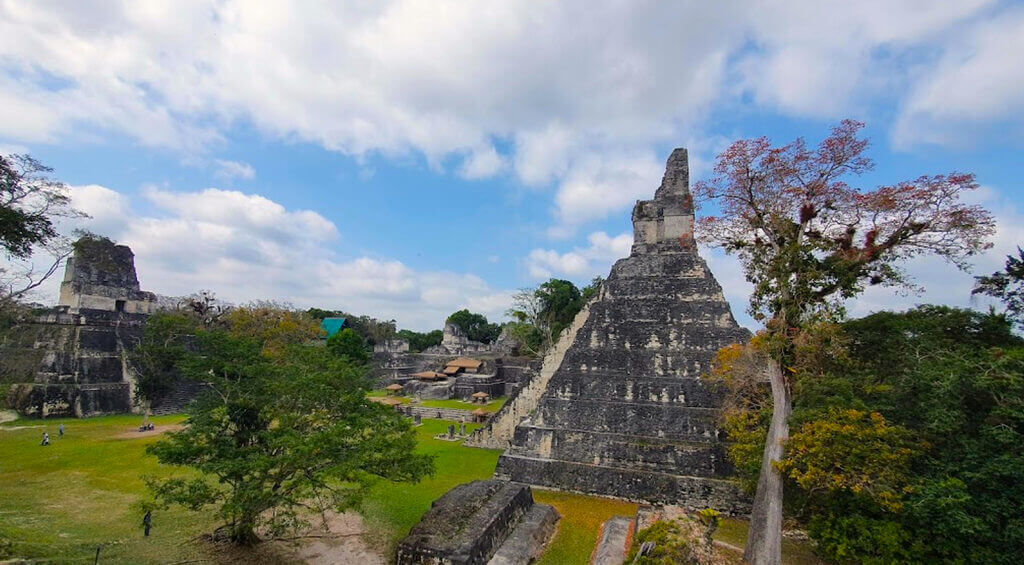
327;327;369;362
131;311;200;408
581;276;603;302
714;306;1024;563
536;279;583;339
396;329;443;352
446;309;501;344
973;246;1024;326
694;120;994;563
145;330;433;545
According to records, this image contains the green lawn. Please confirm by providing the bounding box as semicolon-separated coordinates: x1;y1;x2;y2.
419;396;507;413
0;413;214;563
0;412;821;564
359;419;501;549
534;490;638;565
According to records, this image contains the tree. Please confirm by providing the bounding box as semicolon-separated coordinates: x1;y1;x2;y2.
505;278;597;357
446;309;501;344
693;120;994;564
1;154;87;303
327;327;369;362
396;328;443;352
145;324;433;545
536;279;583;339
973;247;1024;327
714;306;1024;563
131;311;199;409
224;304;323;358
581;276;604;302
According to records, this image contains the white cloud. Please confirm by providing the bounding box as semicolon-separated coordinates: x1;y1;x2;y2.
0;0;1014;238
213;159;256;181
26;184;515;331
893;7;1024;147
457;145;506;180
527;231;633;280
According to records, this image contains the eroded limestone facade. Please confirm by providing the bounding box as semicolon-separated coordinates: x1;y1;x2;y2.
489;149;751;513
9;238;155;417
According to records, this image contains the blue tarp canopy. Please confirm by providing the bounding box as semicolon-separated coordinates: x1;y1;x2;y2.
320;317;347;337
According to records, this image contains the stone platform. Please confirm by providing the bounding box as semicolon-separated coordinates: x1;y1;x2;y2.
395;480;557;565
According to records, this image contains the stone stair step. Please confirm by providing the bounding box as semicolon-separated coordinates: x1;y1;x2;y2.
494;454;749;515
589;515;632;565
488;503;559;565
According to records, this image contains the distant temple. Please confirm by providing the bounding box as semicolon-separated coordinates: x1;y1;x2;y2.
8;237;156;417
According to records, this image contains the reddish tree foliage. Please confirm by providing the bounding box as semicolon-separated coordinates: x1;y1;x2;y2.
693;120;994;565
694;120;994;326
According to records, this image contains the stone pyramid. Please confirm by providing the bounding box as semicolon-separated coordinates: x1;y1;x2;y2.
488;148;750;512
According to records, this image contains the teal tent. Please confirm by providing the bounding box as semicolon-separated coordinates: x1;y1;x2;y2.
320;317;347;338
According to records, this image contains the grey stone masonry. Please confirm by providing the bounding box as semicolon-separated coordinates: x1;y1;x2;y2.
493;148;751;514
396;480;557;565
9;238;156;417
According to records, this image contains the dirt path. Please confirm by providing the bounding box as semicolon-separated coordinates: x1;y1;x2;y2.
265;511;388;564
114;424;184;439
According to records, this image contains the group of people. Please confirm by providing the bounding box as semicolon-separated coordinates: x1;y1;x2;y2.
39;423;64;446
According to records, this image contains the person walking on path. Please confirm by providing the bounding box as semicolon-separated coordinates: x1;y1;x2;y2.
142;510;152;537
58;423;64;438
41;432;49;446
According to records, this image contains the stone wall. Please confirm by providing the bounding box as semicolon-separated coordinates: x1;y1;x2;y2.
401;405;478;422
8;238;156;417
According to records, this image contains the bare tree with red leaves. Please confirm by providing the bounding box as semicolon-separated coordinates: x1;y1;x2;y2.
693;120;995;565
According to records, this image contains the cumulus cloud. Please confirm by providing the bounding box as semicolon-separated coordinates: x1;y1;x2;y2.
33;184;515;331
1;0;1009;237
527;231;633;280
893;7;1024;148
213;159;256;181
457;145;506;180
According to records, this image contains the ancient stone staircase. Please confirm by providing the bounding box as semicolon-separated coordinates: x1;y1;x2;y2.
151;380;206;415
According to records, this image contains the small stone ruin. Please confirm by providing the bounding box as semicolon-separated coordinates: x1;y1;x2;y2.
7;237;156;417
395;479;558;565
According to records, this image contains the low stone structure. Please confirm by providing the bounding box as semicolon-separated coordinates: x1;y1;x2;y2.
423;323;516;357
484;149;751;513
395;480;557;565
7;238;156;417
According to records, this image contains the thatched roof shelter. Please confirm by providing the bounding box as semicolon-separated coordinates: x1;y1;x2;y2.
411;371;447;380
446;357;483;369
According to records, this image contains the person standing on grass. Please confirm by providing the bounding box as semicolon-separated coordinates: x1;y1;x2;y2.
41;432;49;446
58;423;64;438
142;510;152;537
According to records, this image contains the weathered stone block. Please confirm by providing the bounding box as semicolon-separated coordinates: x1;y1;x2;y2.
395;480;534;565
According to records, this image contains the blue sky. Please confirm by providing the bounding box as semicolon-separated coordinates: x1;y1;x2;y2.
2;1;1023;330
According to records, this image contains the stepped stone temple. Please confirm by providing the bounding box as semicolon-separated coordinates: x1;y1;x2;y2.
474;148;751;513
7;237;156;417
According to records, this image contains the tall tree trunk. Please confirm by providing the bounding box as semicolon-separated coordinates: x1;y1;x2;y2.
743;358;792;565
